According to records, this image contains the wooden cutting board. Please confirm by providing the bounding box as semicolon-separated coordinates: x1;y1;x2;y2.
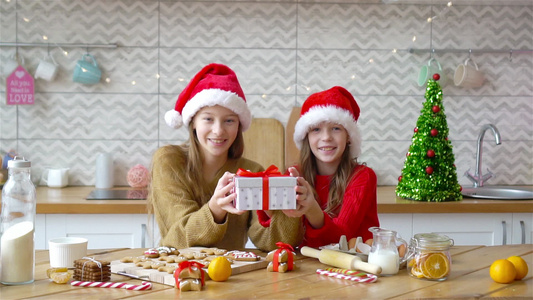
243;118;285;169
110;247;268;287
285;106;301;169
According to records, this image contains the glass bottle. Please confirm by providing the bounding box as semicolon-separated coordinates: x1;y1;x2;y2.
407;233;453;281
1;156;36;285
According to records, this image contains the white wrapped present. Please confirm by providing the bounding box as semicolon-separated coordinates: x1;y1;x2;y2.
234;176;297;210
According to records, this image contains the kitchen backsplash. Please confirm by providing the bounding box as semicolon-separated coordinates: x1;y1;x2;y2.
1;0;531;187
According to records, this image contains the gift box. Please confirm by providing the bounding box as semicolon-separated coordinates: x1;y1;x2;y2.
233;165;297;210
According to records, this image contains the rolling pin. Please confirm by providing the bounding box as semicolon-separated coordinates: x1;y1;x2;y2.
300;246;382;275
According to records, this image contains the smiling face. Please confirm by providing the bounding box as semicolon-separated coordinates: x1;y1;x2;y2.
192;105;240;162
307;121;349;175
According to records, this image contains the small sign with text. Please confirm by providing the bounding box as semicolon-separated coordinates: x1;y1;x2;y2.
6;65;35;105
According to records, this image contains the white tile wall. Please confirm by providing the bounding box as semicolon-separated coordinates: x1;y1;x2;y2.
1;0;532;187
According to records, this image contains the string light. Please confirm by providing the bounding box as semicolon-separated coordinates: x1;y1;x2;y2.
23;17;29;22
105;78;111;83
42;35;48;40
131;81;136;85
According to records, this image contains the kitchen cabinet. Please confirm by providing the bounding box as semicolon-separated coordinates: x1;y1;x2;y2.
511;213;533;244
380;213;533;246
378;213;413;243
36;214;46;249
40;214;156;250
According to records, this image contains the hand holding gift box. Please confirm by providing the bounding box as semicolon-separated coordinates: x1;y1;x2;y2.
233;165;297;210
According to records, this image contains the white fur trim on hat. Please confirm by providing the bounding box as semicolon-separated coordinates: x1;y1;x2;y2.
181;88;252;131
293;106;361;158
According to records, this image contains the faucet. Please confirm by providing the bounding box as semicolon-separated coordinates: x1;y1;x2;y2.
465;124;502;187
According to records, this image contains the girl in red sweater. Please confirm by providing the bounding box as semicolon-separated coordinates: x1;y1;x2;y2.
285;86;379;248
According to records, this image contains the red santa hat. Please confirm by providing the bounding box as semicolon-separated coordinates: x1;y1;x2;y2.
165;63;252;131
293;86;362;158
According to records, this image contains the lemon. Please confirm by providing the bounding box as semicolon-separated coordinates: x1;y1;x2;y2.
490;259;516;284
506;256;529;280
207;256;232;282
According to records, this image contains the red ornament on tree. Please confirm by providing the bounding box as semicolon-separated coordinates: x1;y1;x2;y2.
398;175;402;182
426;166;434;175
427;149;435;158
414;127;418;133
430;129;438;136
432;105;440;113
433;73;440;80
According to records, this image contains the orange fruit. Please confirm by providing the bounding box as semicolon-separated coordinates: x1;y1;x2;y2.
421;253;450;279
490;259;517;284
506;256;529;280
46;267;68;278
207;256;232;282
50;271;72;284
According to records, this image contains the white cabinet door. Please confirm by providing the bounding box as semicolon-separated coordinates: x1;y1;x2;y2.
378;213;413;241
512;213;533;244
412;213;513;246
45;214;155;249
35;214;46;250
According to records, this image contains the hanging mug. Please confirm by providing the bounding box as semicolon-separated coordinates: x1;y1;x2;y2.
2;54;24;77
417;58;445;87
454;58;485;88
72;54;102;85
35;54;59;81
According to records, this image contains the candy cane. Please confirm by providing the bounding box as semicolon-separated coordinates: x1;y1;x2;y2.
71;280;152;290
316;269;378;283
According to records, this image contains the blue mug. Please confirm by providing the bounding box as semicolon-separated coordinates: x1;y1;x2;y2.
73;54;101;85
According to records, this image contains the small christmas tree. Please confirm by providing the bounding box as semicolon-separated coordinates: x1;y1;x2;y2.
396;74;462;202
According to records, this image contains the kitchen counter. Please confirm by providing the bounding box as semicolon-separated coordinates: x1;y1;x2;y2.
0;244;531;299
21;186;533;214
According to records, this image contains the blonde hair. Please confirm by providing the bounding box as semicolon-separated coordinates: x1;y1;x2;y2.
299;135;360;216
182;120;244;204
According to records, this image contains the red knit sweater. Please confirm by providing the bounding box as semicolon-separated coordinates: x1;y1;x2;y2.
301;165;379;248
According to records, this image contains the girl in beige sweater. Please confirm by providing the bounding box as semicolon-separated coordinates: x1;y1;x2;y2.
149;63;303;252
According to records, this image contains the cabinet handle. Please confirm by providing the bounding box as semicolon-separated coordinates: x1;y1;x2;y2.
520;220;525;244
501;220;507;245
141;223;147;248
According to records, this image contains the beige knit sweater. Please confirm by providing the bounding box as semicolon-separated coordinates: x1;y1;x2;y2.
149;145;303;252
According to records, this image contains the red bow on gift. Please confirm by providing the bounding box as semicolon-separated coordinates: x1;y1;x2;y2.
174;261;206;287
236;165;285;210
273;242;294;272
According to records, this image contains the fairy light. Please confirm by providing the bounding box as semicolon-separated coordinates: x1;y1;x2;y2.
23;17;29;22
368;58;374;63
447;2;453;7
131;81;136;85
261;94;267;99
392;48;397;53
155;73;160;79
42;35;48;40
427;17;433;23
412;35;417;42
105;78;111;83
351;74;356;80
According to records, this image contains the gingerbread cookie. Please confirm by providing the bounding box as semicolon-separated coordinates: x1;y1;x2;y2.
144;248;159;258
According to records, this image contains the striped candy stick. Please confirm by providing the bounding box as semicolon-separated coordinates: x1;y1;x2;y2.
316;269;378;283
325;267;373;277
71;280;153;290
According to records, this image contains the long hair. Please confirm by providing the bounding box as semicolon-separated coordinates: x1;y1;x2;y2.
299;135;359;216
183;119;245;204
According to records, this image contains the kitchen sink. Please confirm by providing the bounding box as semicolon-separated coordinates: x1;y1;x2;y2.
462;186;533;200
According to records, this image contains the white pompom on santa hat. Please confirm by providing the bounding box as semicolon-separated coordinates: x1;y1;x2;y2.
165;63;252;131
293;86;362;158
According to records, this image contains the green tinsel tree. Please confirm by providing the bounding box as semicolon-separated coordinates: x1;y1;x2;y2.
396;73;462;202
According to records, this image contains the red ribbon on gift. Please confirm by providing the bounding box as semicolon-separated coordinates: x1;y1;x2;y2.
273;242;294;272
174;261;205;288
236;165;284;211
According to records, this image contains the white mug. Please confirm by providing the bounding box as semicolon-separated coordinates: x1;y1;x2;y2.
454;58;485;88
42;168;69;188
2;55;21;77
35;55;59;81
417;58;446;87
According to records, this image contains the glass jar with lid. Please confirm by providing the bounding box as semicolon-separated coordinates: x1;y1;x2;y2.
407;233;453;281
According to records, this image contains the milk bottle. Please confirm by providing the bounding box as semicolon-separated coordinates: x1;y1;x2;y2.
1;157;36;285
